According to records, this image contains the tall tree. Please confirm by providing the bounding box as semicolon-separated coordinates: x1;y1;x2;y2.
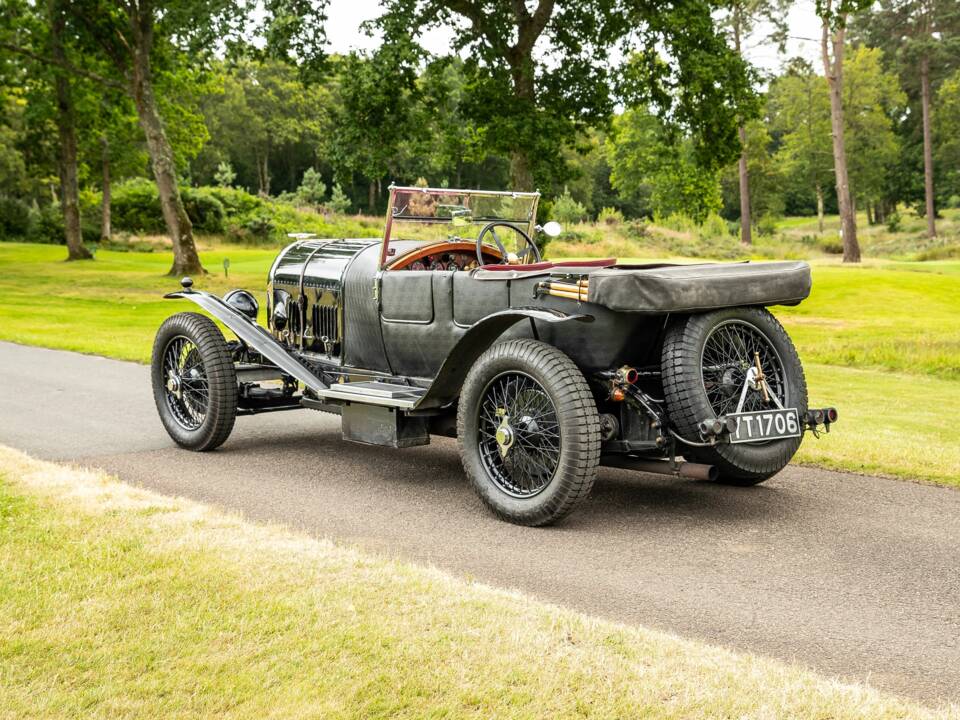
376;1;757;192
607;108;723;222
855;1;960;238
61;0;327;275
768;59;834;232
1;0;95;259
842;46;906;219
324;35;423;210
47;0;92;259
816;0;869;263
201;59;326;197
720;0;788;245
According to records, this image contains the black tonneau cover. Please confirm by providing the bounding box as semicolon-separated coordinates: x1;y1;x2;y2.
585;261;811;313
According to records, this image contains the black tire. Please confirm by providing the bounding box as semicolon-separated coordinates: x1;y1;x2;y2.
661;307;807;485
151;312;238;451
457;339;601;526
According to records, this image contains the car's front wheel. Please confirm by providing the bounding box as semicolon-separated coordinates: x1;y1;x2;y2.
151;312;238;451
457;339;601;526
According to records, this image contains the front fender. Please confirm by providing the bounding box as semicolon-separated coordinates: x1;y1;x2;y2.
165;289;328;395
413;307;593;411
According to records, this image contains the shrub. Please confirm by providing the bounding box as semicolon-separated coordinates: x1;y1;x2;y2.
111;178;165;233
625;219;649;239
597;206;624;226
699;212;731;240
207;186;266;216
755;215;779;237
181;187;225;233
886;211;902;233
296;168;326;207
112;178;227;234
214;161;236;188
816;235;844;254
656;213;699;234
947;195;960;209
551;189;587;225
327;183;351;214
30;205;66;244
0;195;31;237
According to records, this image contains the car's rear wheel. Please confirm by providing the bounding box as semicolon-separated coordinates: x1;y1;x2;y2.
661;307;807;485
457;339;601;526
151;312;238;451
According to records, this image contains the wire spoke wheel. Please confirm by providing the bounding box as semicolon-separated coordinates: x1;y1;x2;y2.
700;319;786;416
477;372;561;498
662;307;808;486
162;335;210;430
152;313;237;451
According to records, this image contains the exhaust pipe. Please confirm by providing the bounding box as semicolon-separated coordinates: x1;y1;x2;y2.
601;455;718;482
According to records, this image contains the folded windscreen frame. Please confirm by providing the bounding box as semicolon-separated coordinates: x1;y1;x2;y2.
380;185;540;268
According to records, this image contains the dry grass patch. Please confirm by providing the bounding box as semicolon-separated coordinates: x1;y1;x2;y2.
0;446;956;719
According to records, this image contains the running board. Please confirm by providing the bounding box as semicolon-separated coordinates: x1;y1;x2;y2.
318;381;426;409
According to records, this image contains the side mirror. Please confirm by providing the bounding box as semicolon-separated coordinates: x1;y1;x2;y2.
541;221;563;237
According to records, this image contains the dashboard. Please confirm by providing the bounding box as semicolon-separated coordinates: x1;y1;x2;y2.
387;242;502;271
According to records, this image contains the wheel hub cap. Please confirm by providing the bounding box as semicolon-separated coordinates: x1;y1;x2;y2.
495;411;515;458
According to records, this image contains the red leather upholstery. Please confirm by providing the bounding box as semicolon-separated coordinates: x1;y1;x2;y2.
478;258;616;271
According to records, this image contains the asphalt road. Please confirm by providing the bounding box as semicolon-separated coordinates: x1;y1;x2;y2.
2;340;958;705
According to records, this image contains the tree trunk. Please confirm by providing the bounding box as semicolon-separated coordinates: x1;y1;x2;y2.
509;55;537;191
733;11;751;246
100;135;111;241
256;149;270;197
368;180;376;213
816;184;825;234
920;52;936;238
129;11;202;276
737;125;751;245
49;0;92;261
820;9;860;263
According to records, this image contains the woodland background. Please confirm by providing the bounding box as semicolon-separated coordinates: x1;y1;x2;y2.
0;0;955;272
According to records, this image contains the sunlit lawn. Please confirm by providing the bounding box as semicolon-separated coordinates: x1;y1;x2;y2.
0;241;957;485
1;448;953;720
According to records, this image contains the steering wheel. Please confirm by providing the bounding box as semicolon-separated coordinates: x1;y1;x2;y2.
475;222;542;266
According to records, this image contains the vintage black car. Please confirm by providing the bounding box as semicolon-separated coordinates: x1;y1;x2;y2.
152;185;836;525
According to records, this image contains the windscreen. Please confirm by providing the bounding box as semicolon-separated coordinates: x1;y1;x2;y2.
386;187;539;245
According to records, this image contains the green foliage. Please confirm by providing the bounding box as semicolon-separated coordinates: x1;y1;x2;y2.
109;179;224;234
377;1;757;190
0;196;31;237
110;178;165;233
755;215;779;237
597;207;624;226
608;108;722;222
551;189;588;224
700;212;732;239
295;168;326;206
214;161;236;188
181;189;225;233
327;184;351;215
886;211;902;233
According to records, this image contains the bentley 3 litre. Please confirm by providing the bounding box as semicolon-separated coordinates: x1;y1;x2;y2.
152;186;836;525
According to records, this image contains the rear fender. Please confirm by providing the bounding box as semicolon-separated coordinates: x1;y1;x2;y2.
413;307;593;411
165;289;328;395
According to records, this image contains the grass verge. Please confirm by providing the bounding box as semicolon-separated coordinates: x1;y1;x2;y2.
0;446;955;719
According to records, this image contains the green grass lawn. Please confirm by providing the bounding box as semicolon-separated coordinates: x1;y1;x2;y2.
0;241;957;486
2;447;954;719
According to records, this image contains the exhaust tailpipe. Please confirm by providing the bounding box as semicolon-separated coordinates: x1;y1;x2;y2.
600;455;718;482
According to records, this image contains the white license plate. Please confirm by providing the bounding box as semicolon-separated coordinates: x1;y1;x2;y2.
728;408;801;444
